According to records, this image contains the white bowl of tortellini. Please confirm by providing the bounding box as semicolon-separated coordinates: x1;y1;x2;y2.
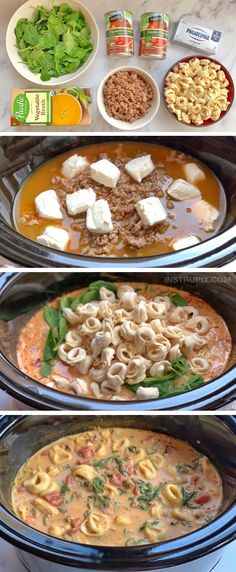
163;55;234;127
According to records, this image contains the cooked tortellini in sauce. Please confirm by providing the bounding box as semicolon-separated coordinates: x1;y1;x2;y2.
12;428;223;546
16;282;232;402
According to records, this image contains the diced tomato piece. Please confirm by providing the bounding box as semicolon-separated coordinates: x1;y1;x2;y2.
25;514;34;525
132;484;140;496
44;492;64;506
78;445;95;459
77;459;92;466
164;445;177;454
110;470;124;486
70;517;82;528
195;493;211;505
66;473;75;486
191;475;200;486
41;450;49;456
68;517;83;535
126;463;135;476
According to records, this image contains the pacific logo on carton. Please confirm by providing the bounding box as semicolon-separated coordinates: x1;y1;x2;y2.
186;27;210;42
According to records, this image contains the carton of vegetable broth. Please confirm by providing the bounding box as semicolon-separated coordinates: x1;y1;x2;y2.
11;88;92;126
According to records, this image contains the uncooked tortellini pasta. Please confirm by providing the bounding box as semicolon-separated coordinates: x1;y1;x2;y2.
164;58;231;125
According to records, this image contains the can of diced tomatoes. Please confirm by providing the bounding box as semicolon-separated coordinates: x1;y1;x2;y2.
105;11;134;56
139;13;169;58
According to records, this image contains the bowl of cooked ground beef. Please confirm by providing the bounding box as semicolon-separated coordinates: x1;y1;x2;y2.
97;66;160;130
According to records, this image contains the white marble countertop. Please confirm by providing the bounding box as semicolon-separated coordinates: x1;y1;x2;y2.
1;0;236;133
0;538;235;571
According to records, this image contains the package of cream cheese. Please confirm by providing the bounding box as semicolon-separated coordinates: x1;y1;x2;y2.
172;18;222;55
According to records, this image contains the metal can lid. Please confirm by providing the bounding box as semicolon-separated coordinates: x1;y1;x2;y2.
106;11;133;20
141;12;170;20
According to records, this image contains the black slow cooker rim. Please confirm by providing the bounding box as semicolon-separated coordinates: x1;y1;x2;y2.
0;415;235;570
0;272;235;411
0;349;235;411
0;218;235;268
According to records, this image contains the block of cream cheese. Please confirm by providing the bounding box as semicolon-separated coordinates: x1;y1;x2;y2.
125;155;155;183
172;18;222;55
173;235;200;251
90;159;120;188
35;190;63;220
86;199;113;233
167;179;201;201
136;197;167;228
192;200;219;231
36;226;69;251
66;188;96;215
62;155;89;179
183;163;206;184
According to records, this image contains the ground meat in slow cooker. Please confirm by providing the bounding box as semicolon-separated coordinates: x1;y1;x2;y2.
51;155;172;257
103;70;154;123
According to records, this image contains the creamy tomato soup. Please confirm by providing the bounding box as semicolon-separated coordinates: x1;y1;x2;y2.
16;281;232;402
12;428;223;546
14;142;226;258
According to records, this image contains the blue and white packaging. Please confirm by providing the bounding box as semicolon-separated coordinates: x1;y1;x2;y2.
172;18;222;55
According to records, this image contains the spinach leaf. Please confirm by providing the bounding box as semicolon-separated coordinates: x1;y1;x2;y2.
134;480;160;510
139;520;160;531
43;306;60;329
23;22;39;46
176;465;189;474
127;357;204;398
40;298;69;376
88;280;117;293
94;456;114;468
89;494;111;509
181;487;197;506
40;361;51;377
60;482;70;496
91;477;105;495
160;291;187;307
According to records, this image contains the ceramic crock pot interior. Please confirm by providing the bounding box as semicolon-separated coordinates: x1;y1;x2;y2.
0;135;235;268
0;271;235;411
0;414;235;570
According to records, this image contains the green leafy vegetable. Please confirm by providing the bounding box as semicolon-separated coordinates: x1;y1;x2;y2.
60;483;70;496
133;480;160;510
160;291;188;307
91;477;105;495
176;465;190;474
139;520;160;531
41;280;118;376
176;457;201;474
88;281;118;293
15;3;93;81
90;494;111;509
127;357;204;398
181;487;197;506
126;538;149;546
88;477;110;509
40;297;69;376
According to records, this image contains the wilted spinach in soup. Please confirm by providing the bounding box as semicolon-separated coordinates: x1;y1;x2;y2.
16;281;232;401
12;428;223;546
14;142;226;258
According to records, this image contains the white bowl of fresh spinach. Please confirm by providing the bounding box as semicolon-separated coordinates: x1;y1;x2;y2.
6;0;99;85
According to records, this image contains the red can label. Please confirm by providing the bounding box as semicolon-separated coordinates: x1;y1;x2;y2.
139;12;169;58
105;11;134;56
